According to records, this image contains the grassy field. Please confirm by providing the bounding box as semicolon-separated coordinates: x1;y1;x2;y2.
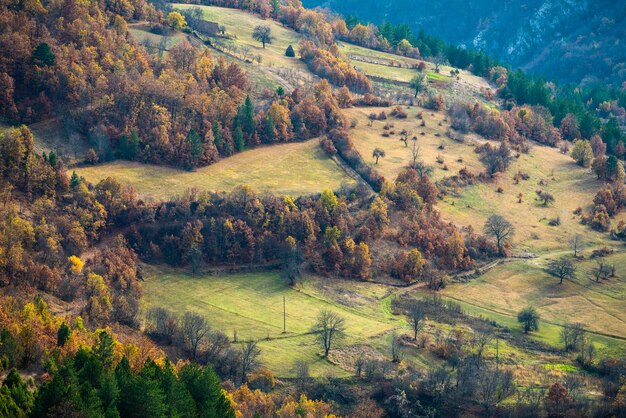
439;144;626;252
172;4;306;70
128;23;188;51
344;106;484;182
142;265;401;376
75;139;355;199
442;254;626;356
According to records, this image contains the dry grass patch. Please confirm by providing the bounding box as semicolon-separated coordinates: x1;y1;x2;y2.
75;139;355;200
344;106;483;181
439;143;625;251
443;255;626;344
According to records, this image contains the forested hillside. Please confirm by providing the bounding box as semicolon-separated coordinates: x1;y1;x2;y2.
1;0;626;416
305;0;626;86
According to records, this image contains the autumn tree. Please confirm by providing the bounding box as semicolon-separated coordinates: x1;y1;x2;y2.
560;113;580;141
252;25;272;48
167;11;186;29
313;309;345;356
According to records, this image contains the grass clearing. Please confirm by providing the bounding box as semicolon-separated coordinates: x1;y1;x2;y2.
442;256;626;355
438;143;626;251
142;265;399;376
128;23;188;51
343;106;484;182
172;4;306;71
75;139;355;199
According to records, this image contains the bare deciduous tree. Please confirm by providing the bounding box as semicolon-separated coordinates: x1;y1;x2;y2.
570;234;583;257
484;214;514;255
240;340;261;382
476;368;516;413
391;332;403;363
181;312;210;360
546;257;576;284
409;301;424;340
313;309;346;357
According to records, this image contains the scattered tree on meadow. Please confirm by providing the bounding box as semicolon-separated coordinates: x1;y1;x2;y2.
484;214;514;255
538;191;555;206
410;74;426;98
372;147;385;164
479;142;513;176
252;25;273;48
285;44;296;57
517;307;540;334
570;235;583;257
571;140;593;168
546;257;576;284
313;309;346;357
560;322;586;352
409;301;424;340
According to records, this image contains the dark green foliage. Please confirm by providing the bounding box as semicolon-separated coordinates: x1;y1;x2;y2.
69;171;81;188
606;155;621;181
47;151;57;167
264;114;275;143
1;368;34;415
234;126;245;152
119;130;140;160
212;122;223;152
30;333;233;418
285;44;295;57
602;117;625;154
186;128;202;167
57;323;70;347
234;95;256;148
276;86;285;97
0;328;17;368
32;42;55;66
517;307;540;334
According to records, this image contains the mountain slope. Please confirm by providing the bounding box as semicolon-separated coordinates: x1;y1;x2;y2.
305;0;626;86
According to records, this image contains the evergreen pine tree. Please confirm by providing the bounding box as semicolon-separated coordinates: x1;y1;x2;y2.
212;122;223;154
234;126;245;152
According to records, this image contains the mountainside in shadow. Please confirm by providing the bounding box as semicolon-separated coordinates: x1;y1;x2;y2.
305;0;626;87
